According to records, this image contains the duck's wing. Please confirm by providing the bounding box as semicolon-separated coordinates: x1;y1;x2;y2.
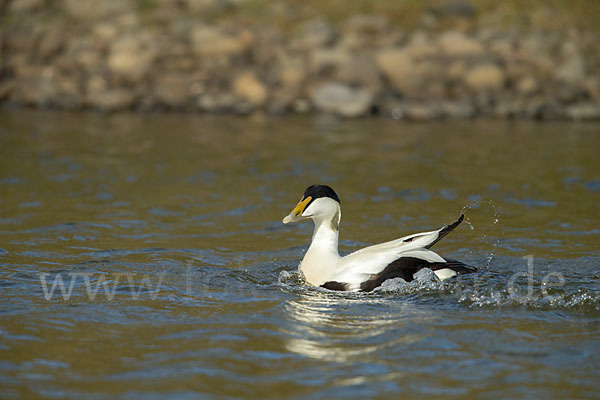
321;215;475;291
350;214;465;256
327;248;447;289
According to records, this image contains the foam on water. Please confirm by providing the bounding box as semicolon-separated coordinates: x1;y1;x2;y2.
277;262;600;312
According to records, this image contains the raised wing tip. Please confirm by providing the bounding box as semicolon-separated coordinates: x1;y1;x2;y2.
425;213;465;249
447;213;464;230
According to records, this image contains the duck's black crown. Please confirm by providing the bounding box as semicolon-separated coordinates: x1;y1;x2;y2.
303;184;341;204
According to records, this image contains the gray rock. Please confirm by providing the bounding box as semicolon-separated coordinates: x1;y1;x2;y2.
232;100;256;115
555;84;585;103
9;0;46;12
493;99;523;118
439;101;474;118
342;15;389;35
89;89;136;111
292;99;311;114
310;82;373;117
61;37;99;70
12;67;80;108
292;19;335;50
267;90;296;115
524;99;564;120
566;102;600;121
335;55;382;91
62;0;131;20
197;92;237;112
556;54;585;84
183;0;219;13
154;74;192;107
385;101;439;121
310;48;351;75
434;1;476;18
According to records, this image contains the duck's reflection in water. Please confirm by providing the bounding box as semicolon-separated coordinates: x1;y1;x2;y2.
283;289;438;362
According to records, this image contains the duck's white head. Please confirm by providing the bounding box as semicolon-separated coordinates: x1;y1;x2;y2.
282;184;341;230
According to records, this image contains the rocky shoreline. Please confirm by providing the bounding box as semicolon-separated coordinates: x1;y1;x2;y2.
1;0;599;119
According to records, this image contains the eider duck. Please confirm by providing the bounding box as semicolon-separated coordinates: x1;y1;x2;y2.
282;184;477;292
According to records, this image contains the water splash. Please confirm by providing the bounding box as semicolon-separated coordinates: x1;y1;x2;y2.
455;284;600;311
277;262;600;312
278;270;305;288
373;268;444;294
461;198;501;270
279;268;446;297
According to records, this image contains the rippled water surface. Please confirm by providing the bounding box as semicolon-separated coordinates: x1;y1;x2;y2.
1;111;599;399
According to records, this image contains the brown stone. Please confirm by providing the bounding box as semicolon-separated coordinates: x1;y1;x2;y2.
403;32;439;59
233;72;268;106
36;26;64;61
190;26;251;58
310;48;351;75
516;76;538;95
107;34;157;81
9;0;46;12
155;74;192;107
335;55;382;91
438;31;484;57
375;49;417;94
464;63;505;91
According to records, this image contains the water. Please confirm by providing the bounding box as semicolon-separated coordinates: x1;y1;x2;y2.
1;111;599;399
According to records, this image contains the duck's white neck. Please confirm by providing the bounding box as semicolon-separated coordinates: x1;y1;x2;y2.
309;218;340;255
299;212;341;285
